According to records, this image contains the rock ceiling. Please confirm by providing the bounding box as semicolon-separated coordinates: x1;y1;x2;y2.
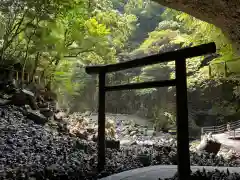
153;0;240;53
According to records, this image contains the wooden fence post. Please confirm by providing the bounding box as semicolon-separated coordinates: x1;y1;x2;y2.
209;65;212;78
224;62;228;77
16;71;19;81
27;73;30;83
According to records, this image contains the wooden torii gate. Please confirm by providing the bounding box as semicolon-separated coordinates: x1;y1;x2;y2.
85;42;216;180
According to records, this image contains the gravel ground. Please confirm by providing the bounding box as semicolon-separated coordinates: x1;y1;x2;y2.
0;105;240;180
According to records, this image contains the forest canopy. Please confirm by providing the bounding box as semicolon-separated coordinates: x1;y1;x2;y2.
0;0;240;132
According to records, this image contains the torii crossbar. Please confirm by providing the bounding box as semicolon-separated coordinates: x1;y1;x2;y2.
85;42;216;180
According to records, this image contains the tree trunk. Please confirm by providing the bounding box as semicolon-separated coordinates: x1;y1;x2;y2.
31;52;40;82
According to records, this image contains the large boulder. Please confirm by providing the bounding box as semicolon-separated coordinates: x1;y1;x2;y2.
27;109;48;125
120;139;137;146
197;133;221;155
43;90;57;101
54;111;67;121
38;102;48;108
40;107;53;118
10;89;38;110
72;129;88;140
4;80;18;94
137;154;152;166
57;121;68;133
106;139;120;150
0;98;10;106
91;135;120;150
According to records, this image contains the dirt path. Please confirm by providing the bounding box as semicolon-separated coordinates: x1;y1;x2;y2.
89;113;154;127
213;130;240;152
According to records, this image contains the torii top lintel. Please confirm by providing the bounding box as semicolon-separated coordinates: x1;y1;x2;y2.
85;42;216;75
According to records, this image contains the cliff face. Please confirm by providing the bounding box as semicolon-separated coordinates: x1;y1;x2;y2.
154;0;240;53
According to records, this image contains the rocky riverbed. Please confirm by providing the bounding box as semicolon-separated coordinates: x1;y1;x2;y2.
1;105;240;180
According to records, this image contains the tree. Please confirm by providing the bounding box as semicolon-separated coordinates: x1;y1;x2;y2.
1;0;239;133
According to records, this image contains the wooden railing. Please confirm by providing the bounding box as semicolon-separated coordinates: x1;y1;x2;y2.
85;42;216;180
201;120;240;135
0;66;49;86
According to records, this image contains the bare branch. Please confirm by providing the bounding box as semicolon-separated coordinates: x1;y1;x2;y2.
3;17;35;55
10;10;28;37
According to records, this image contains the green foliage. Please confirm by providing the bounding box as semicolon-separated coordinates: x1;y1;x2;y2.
0;0;133;95
95;10;137;50
1;0;240;134
119;6;240;131
175;12;237;61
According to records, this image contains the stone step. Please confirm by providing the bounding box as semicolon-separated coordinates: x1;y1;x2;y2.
100;165;240;180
